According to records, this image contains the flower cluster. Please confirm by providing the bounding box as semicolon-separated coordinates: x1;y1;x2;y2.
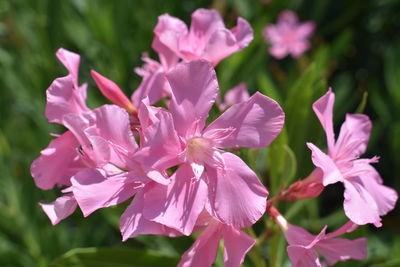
31;8;397;267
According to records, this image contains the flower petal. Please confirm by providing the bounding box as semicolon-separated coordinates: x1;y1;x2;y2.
178;223;221;267
307;142;344;186
222;225;255;267
143;163;208;235
209;152;268;228
56;48;80;86
312;89;336;153
152;14;187;69
315;237;367;265
287;245;322;267
204;92;284;149
31;131;85;190
45;77;89;124
343;179;380;225
71;169;145;216
335;114;372;160
120;191;181;241
167;60;219;136
39;194;77;225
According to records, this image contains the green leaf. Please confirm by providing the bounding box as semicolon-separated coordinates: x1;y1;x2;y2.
52;247;179;267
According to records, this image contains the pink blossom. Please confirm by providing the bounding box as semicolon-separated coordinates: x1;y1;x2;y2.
307;89;398;226
132;9;253;106
284;221;367;266
263;10;315;59
153;9;253;66
133;60;284;235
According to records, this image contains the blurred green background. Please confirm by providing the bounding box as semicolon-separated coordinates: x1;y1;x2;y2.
0;0;399;266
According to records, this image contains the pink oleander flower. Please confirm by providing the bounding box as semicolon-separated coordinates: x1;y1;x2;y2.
178;211;255;267
154;8;253;66
31;48;142;225
263;10;315;59
132;9;253;107
131;60;284;236
218;83;250;110
284;221;367;266
307;88;398;226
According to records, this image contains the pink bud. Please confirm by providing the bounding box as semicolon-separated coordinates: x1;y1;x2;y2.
91;70;137;115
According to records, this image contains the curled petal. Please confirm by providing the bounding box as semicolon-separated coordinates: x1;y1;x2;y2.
312;88;335;153
40;194;77;225
307;142;344;186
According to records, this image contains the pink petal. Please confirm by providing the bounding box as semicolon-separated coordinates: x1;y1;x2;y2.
143;163;208;235
307;142;344;186
56;48;80;86
132;68;167;107
221;225;255;267
290;40;310;58
297;22;315;39
312;89;336;153
325;221;358;239
315;237;367;265
120;191;181;241
90;105;138;167
202;29;238;66
135;108;182;171
263;25;282;43
343;179;380;225
178;223;221;267
269;44;288;59
335;114;372;160
189;8;225;45
287;246;322;267
204;92;284;149
40;194;77;225
209;152;268;228
231;17;254;49
152;14;187;69
31;131;85;190
71;169;145;216
167;60;219;136
278;10;299;25
45;77;89;124
285;224;320;247
357;165;398;218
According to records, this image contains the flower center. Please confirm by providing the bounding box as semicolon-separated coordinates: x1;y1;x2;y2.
186;137;212;163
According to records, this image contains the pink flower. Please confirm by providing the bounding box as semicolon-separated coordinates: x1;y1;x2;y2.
263;10;315;59
178;212;255;267
132;9;253;106
218;83;250;110
284;221;367;266
153;8;253;66
134;60;284;235
307;89;398;226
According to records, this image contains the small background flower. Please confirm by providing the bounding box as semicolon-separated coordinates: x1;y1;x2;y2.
263;10;315;59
